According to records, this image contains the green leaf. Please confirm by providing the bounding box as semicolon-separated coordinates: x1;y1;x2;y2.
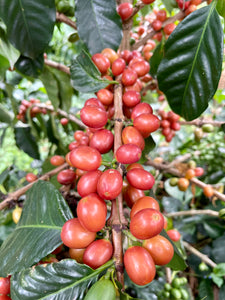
14;125;40;159
15;54;44;78
39;66;60;110
0;22;20;68
0;103;13;124
213;263;225;277
161;230;187;271
0;0;56;59
221;123;225;133
0;181;73;277
70;50;116;93
51;68;73;112
11;259;114;300
162;0;177;14
198;279;214;300
211;273;224;288
157;3;223;121
139;135;156;164
75;0;122;55
150;40;165;79
0;55;9;77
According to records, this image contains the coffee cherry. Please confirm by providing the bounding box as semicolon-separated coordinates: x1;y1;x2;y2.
167;229;181;241
91;53;110;74
203;185;214;197
152;19;162;31
177;178;189;191
117;2;133;20
97;169;123;200
89;129;114;154
60;118;69;126
130;196;160;219
97;89;114;106
112;58;126;76
101;48;118;64
127;168;155;190
115;144;142;164
80;106;108;128
122;91;141;107
130;208;164;240
77;170;102;197
57;169;76;185
26;173;38;183
163;23;176;35
122;68;138;86
156;9;167;22
69;146;102;171
122;126;145;150
50;155;65;166
77;193;107;232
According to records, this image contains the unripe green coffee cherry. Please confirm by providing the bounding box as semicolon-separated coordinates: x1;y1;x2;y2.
199;262;209;272
169;177;179;186
219;208;225;219
180;288;189;300
172;278;181;288
171;288;182;299
194;128;203;141
164;283;172;291
84;279;116;300
202;124;214;133
188;160;196;169
162;290;170;298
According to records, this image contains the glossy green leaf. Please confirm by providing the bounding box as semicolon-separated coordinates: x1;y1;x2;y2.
162;0;177;13
51;68;73;112
70;50;116;93
11;259;114;300
39;66;60;110
75;0;122;54
0;0;56;59
150;40;165;79
198;279;214;300
0;22;20;68
14;125;40;159
157;3;223;121
0;181;73;277
139;135;156;164
15;54;44;78
0;103;13;124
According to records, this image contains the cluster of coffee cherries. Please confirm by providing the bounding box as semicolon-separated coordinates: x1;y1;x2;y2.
158;276;189;300
46;47;177;286
16;98;47;123
0;276;11;300
159;110;181;142
169;163;214;197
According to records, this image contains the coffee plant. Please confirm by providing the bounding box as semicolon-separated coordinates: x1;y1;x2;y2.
0;0;225;299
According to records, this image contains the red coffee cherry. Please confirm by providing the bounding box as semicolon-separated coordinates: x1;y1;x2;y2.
77;193;107;232
115;144;142;164
50;155;65;166
117;3;133;21
130;208;164;240
83;239;113;269
91;53;110;74
80;106;108;128
57;169;76;185
143;235;174;265
122;68;138;86
122;91;141;107
69;146;102;171
97;169;123;200
77;170;102;197
124;246;156;286
126;168;155;190
112;58;126;76
61;218;96;249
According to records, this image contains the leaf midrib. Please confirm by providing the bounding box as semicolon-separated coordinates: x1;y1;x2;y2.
18;0;34;54
182;3;216;112
16;225;62;230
